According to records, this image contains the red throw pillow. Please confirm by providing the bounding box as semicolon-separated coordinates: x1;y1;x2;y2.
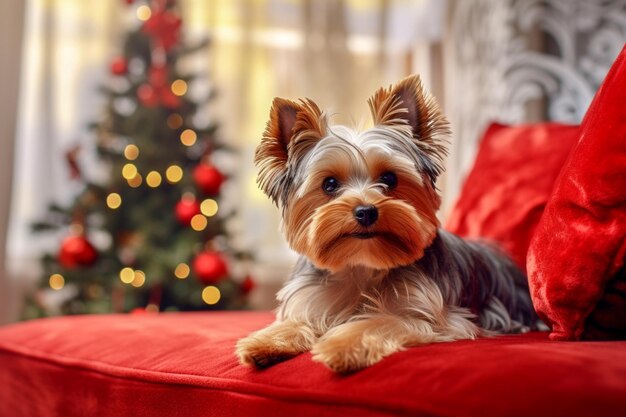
446;122;580;273
527;45;626;341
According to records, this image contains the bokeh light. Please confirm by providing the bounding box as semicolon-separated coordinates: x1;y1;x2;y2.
131;270;146;287
106;193;122;209
122;163;138;179
136;5;151;21
166;165;183;183
145;304;159;313
190;214;207;231
180;129;197;146
174;263;190;279
167;113;183;129
49;274;65;290
200;199;218;217
119;267;135;284
171;79;188;96
146;171;162;188
127;173;143;188
124;144;139;160
202;286;221;305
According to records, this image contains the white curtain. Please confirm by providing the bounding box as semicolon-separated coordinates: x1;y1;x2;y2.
7;1;122;321
0;2;26;324
8;0;447;313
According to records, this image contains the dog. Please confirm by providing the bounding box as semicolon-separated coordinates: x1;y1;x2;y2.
236;75;536;373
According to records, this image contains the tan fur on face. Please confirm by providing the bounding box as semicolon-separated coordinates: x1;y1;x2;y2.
305;191;436;271
283;149;440;272
366;149;441;232
282;186;329;255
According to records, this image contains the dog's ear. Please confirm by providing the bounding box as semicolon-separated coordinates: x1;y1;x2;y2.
255;97;325;204
368;75;449;180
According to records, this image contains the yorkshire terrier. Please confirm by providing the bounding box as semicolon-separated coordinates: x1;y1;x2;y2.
236;75;536;373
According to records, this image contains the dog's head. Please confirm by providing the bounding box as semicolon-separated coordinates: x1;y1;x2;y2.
255;75;450;272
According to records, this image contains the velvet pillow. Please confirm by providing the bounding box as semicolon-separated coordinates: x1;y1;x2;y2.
527;45;626;341
446;122;580;273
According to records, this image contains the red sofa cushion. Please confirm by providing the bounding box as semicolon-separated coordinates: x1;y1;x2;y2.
1;312;626;417
446;122;580;272
527;45;626;341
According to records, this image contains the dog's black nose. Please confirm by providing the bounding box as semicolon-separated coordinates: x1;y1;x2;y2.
353;205;378;227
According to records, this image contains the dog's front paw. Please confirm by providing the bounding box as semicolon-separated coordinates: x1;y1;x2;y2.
236;335;296;368
236;321;317;368
312;331;398;373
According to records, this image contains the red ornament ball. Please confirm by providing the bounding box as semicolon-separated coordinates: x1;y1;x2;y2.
241;275;256;295
193;164;224;195
137;84;159;107
175;198;201;225
193;251;228;284
58;235;98;269
110;57;128;75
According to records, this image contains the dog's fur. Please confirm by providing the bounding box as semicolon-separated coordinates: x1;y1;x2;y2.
236;75;536;373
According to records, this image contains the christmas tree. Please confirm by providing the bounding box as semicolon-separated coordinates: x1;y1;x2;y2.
23;0;253;318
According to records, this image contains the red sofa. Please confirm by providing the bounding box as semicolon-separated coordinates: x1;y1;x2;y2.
1;311;625;417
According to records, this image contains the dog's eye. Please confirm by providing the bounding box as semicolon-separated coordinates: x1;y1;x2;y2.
322;177;340;194
379;172;398;189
